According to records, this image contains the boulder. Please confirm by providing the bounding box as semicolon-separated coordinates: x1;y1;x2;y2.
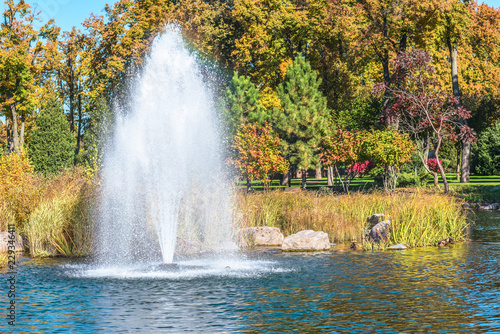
366;214;386;228
0;232;24;253
369;221;391;243
387;244;407;250
282;230;330;251
244;227;284;246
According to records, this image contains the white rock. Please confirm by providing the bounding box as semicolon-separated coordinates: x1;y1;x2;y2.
244;227;284;246
282;230;330;251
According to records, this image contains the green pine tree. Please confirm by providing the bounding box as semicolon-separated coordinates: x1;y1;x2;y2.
224;72;266;139
28;98;76;174
275;56;330;189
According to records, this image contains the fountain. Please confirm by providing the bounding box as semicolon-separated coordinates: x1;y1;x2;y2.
96;25;235;266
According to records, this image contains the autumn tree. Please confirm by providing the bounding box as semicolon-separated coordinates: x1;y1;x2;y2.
377;49;474;193
229;122;289;191
434;0;473;182
362;130;414;191
319;129;366;193
0;1;58;154
274;56;330;189
83;0;172;101
353;0;441;127
55;28;89;155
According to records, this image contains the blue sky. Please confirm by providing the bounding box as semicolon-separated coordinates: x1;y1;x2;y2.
2;0;500;32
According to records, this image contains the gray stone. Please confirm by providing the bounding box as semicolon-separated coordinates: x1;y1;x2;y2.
282;230;330;251
369;221;391;243
0;232;24;253
244;227;284;246
387;244;407;250
478;203;500;211
366;214;386;228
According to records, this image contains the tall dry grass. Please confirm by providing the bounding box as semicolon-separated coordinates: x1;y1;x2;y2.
234;190;469;247
23;168;97;257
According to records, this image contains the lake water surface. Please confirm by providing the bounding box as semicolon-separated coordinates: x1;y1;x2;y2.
2;211;499;333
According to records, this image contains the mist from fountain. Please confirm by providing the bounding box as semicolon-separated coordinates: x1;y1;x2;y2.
96;25;235;266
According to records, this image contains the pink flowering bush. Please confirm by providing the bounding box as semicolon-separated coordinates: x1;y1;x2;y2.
427;158;442;173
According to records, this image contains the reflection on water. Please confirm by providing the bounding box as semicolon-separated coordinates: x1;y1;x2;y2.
1;211;499;333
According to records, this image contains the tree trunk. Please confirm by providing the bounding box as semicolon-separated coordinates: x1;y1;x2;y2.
246;178;252;193
6;118;12;153
433;173;439;187
301;170;307;190
447;37;471;183
69;57;75;132
460;142;471;183
76;94;83;155
327;166;334;186
315;167;322;179
434;138;449;194
10;104;20;155
281;171;290;187
456;145;461;181
19;116;25;148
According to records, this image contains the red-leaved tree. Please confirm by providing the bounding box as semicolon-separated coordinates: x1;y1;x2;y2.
374;49;475;193
319;129;366;193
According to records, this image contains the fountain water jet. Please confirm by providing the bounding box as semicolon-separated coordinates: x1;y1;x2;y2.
97;25;235;266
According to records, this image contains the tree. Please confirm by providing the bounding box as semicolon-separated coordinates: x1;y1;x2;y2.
224;72;266;140
275;56;330;189
353;0;438;127
82;0;172;101
376;49;475;193
438;0;473;183
319;129;366;193
363;130;415;191
472;120;500;176
28;98;76;174
228;122;289;191
0;1;58;154
56;28;89;156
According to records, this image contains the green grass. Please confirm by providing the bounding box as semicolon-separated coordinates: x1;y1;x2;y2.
238;173;500;202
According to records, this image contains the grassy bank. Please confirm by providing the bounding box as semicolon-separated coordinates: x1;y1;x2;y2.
0;157;474;264
235;191;470;248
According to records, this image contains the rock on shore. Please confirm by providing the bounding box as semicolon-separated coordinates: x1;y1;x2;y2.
0;232;24;253
282;230;330;251
243;226;284;246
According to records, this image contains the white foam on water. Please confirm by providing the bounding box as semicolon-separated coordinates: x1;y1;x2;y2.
63;259;293;280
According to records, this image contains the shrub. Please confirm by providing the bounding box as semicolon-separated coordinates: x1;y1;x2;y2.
427;158;442;173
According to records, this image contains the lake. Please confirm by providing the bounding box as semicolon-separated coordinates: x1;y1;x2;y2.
2;211;499;333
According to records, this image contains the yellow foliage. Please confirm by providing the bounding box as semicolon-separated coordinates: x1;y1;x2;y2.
260;87;281;111
0;151;40;230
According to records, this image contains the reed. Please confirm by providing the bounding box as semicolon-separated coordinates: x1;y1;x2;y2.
234;190;469;248
23;168;96;257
